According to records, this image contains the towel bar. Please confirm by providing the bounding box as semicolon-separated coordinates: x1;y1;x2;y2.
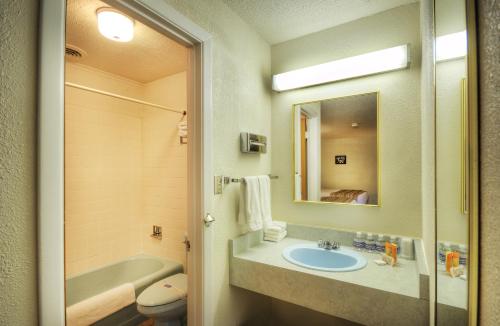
214;175;278;194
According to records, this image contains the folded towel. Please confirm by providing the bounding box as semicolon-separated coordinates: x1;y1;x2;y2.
264;220;287;234
273;221;287;229
264;230;285;238
66;283;135;326
238;176;263;231
264;231;287;242
178;121;188;138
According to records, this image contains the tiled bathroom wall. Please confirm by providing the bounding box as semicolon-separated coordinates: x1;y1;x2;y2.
64;63;187;277
142;72;188;267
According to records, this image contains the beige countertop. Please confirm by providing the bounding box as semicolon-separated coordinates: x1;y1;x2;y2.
436;264;468;310
233;237;421;299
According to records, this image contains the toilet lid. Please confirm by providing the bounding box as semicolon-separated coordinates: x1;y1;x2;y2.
137;273;187;307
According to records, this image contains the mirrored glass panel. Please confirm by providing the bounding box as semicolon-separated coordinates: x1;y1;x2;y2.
293;92;379;205
436;0;469;324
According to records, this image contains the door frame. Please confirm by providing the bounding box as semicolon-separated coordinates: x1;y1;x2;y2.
38;1;213;325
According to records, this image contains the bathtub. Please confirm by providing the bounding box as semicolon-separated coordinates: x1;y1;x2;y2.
66;255;183;326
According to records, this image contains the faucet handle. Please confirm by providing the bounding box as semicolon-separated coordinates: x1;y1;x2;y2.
318;239;330;248
331;241;340;250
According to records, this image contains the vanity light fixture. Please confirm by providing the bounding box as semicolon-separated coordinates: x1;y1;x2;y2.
96;8;134;42
436;30;467;62
272;44;410;92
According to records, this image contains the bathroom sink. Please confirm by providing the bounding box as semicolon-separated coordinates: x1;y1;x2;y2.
282;243;367;272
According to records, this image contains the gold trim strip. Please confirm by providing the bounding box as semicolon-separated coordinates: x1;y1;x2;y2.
460;78;469;214
466;0;479;324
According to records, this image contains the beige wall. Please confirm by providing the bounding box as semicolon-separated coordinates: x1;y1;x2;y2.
0;0;39;324
478;0;500;324
321;137;378;203
159;1;274;324
271;3;423;237
64;63;188;276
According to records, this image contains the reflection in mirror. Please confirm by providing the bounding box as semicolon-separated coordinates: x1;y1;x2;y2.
435;0;469;324
293;92;378;206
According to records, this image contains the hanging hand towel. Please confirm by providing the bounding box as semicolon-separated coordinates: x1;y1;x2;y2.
238;176;263;231
258;175;272;229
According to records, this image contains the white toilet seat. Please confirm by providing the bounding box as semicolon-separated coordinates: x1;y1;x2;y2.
136;273;187;325
137;273;187;307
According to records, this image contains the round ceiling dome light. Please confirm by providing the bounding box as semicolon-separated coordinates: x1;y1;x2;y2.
96;8;134;42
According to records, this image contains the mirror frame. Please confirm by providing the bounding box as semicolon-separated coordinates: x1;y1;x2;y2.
291;91;381;207
464;0;478;324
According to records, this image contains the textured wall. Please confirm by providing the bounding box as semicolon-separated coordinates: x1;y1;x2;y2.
478;0;500;324
0;0;39;324
271;3;423;237
161;1;273;325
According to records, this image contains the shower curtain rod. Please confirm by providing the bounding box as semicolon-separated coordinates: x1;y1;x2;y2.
65;82;185;115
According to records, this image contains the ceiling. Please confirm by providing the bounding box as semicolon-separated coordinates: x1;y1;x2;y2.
222;0;418;45
66;0;188;83
321;93;377;139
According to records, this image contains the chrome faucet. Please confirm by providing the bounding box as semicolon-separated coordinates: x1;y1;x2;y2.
318;239;340;250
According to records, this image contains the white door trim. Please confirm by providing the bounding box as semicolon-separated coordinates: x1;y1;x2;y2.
38;1;213;325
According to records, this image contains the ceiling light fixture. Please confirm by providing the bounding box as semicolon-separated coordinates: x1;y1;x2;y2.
436;30;467;62
272;44;410;92
96;8;134;42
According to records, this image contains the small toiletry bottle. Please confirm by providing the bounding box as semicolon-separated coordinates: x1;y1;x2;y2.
390;242;398;265
366;233;375;252
376;234;385;252
452;251;460;268
445;251;454;273
458;244;467;266
389;236;401;254
353;232;364;251
385;241;391;256
438;242;446;264
443;242;451;261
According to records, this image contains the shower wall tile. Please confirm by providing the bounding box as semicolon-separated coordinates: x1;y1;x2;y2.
142;72;188;269
65;64;145;277
64;64;188;277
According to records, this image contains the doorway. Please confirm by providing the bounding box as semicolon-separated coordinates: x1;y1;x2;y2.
38;1;213;325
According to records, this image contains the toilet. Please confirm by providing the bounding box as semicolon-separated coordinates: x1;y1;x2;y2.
137;273;187;326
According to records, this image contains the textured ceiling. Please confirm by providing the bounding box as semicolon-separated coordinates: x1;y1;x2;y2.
66;0;188;83
320;93;377;139
222;0;419;45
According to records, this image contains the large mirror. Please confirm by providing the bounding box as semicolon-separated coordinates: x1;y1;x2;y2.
293;92;379;206
435;0;473;324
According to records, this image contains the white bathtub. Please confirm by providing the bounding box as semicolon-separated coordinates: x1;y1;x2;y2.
66;255;183;325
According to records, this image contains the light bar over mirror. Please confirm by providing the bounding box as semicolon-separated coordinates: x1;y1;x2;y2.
436;30;467;62
272;44;410;92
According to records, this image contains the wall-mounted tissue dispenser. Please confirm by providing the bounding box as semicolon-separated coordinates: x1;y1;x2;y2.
240;132;267;153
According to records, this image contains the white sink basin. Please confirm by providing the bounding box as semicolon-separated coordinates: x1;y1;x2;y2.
282;243;367;272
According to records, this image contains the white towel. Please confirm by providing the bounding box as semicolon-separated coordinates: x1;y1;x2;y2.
178;121;188;137
238;176;263;231
66;283;135;326
264;230;287;242
264;229;284;237
264;221;287;234
258;175;272;228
